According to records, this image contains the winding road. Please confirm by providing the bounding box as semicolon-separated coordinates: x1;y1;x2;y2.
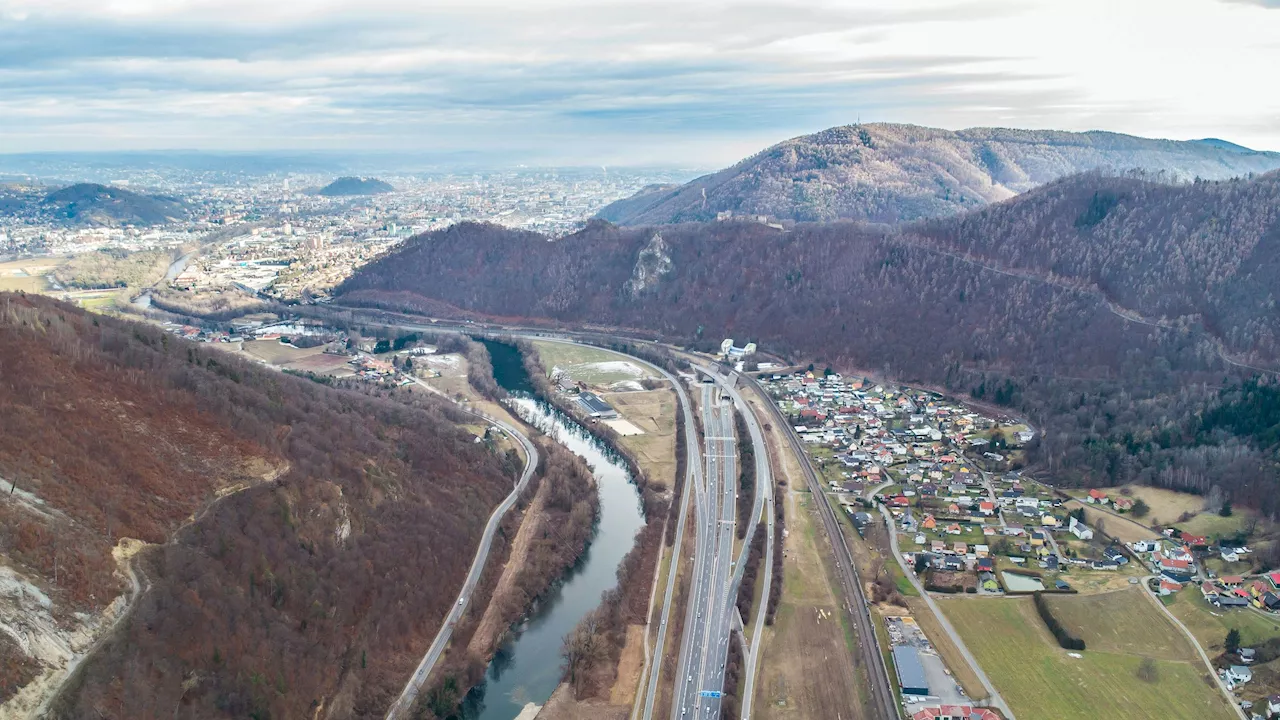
383;385;540;720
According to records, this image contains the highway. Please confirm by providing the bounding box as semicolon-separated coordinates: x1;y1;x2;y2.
324;308;894;719
636;362;703;720
671;379;738;719
384;384;540;720
738;372;901;720
708;373;775;720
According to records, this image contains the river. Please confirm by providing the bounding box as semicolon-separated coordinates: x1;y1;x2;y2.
459;340;645;720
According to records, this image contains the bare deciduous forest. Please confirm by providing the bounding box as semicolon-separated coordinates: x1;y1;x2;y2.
0;293;531;718
339;171;1280;516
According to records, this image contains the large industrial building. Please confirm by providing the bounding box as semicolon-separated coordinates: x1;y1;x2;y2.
577;391;618;419
892;645;931;699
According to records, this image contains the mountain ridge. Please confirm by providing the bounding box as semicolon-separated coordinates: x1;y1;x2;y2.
339;169;1280;523
597;123;1280;225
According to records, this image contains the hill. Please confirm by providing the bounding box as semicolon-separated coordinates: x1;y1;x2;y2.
0;293;522;716
597;123;1280;225
319;176;395;196
41;183;188;226
338;170;1280;524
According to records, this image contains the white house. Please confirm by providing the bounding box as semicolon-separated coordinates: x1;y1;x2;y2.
1069;516;1094;541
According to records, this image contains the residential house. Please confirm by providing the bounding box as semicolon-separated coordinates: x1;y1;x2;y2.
1112;497;1134;511
978;501;995;516
1226;665;1253;686
1180;531;1209;548
954;542;968;554
1040;514;1059;527
1068;516;1094;540
1086;489;1109;504
980;572;999;592
1221;548;1240;563
1102;547;1128;565
1159;578;1183;595
922;515;937;530
1131;540;1158;553
1240;648;1257;664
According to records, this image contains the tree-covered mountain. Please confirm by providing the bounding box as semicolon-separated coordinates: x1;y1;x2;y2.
40;183;189;226
340;170;1280;517
318;176;395;196
597;124;1280;225
0;293;522;717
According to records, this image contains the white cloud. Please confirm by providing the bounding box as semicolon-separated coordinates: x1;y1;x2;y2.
0;0;1277;163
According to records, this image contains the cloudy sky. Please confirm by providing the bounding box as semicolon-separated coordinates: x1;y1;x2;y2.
1;0;1278;166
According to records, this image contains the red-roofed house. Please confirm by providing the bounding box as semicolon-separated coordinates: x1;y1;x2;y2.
1268;571;1280;588
1180;531;1208;548
913;707;1001;720
1087;489;1108;504
1159;578;1183;595
978;501;995;516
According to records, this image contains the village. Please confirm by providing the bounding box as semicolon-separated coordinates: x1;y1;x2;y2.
760;367;1280;720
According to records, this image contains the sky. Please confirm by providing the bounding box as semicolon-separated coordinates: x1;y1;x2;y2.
1;0;1278;166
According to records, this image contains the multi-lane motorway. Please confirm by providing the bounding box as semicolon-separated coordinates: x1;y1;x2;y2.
671;380;738;719
327;308;894;720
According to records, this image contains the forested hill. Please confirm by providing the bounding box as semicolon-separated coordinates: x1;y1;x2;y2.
41;182;189;226
597;123;1280;225
0;293;519;717
340;171;1280;514
319;176;395;196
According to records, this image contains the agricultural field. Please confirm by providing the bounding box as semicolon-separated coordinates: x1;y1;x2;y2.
604;389;677;489
0;258;65;292
532;340;655;388
939;594;1236;720
1044;588;1199;660
241;339;327;366
283;352;354;377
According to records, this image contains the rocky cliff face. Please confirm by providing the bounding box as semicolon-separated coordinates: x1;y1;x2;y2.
598;123;1280;225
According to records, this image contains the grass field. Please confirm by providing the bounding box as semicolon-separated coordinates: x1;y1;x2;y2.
242;339;326;366
1166;588;1280;655
1044;588;1199;660
605;389;677;489
1067;485;1259;541
940;596;1236;720
754;489;867;720
0;258;65;292
532;340;655;387
1180;511;1252;538
1064;500;1160;543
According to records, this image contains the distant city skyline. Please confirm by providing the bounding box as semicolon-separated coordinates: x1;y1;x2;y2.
2;0;1278;166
